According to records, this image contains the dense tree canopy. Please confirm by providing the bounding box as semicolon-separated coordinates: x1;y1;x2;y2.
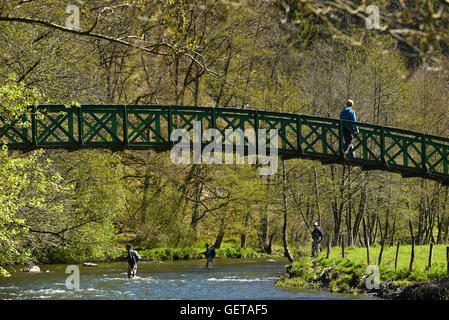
0;0;448;273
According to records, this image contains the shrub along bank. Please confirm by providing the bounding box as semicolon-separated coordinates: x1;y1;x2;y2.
34;242;281;264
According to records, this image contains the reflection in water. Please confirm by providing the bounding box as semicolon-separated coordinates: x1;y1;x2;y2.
0;258;379;300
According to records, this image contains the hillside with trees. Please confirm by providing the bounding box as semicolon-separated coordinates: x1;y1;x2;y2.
1;0;448;278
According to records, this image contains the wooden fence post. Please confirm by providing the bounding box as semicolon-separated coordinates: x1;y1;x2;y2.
394;242;400;271
366;234;371;265
378;238;386;266
446;247;449;276
409;220;415;272
341;234;345;258
425;242;434;271
409;239;415;272
326;235;332;259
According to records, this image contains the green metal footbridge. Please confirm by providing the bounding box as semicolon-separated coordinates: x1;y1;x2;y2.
1;104;448;185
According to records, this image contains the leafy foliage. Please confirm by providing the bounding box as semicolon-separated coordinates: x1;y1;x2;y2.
0;1;448;281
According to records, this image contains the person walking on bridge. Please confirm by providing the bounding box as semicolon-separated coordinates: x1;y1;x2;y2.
311;222;324;257
340;100;359;158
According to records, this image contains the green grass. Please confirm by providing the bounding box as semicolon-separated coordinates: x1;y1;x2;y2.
277;244;449;293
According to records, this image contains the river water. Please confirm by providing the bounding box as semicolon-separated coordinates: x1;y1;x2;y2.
0;258;378;300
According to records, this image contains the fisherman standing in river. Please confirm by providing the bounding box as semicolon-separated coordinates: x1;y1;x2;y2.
126;244;141;279
200;243;216;269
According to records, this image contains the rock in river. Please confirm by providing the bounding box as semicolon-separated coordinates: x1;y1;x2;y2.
21;265;41;272
83;262;98;267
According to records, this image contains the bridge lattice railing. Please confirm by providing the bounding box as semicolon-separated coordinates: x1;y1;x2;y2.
0;105;447;184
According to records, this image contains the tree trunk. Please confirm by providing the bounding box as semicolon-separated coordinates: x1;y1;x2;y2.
362;216;368;247
260;176;272;252
240;212;250;248
213;218;226;249
313;166;321;225
390;213;397;247
395;242;400;270
417;180;425;244
190;171;204;239
378;222;388;266
409;220;415;271
140;164;152;224
352;182;368;246
282;160;294;263
330;165;344;246
346;166;353;246
240;233;247;248
194;64;200;106
267;232;275;254
260;213;270;252
437;186;448;244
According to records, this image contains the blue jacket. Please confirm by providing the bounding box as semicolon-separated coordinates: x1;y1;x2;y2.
340;107;358;132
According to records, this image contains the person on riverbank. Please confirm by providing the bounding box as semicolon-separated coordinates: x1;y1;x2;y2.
340;99;359;158
200;243;216;268
126;244;141;279
311;222;324;257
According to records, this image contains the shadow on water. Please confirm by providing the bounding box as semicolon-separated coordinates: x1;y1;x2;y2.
0;258;380;300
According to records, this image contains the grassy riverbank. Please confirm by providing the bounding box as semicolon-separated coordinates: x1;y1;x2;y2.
277;244;449;297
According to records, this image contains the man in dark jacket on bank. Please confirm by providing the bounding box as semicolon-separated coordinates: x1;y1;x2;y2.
311;222;324;257
126;244;141;279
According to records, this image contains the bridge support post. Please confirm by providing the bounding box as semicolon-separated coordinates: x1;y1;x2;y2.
380;126;387;166
123;105;128;146
296;115;303;154
77;105;84;146
168;106;172;139
339;120;343;158
254;110;259;154
421;134;427;173
31;105;37;146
